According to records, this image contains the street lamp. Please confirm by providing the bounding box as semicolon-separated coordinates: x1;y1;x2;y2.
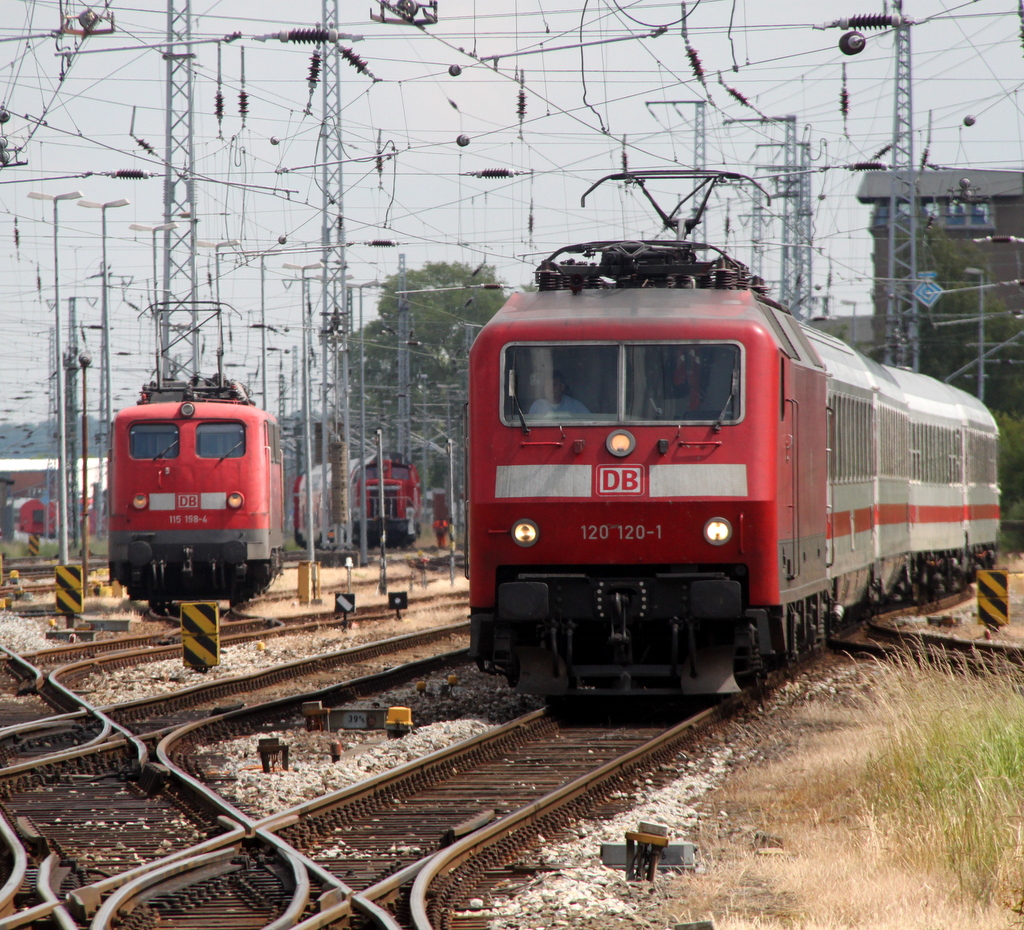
79;198;129;536
130;222;180;385
28;189;84;565
284;262;324;565
965;267;986;400
197;239;240;306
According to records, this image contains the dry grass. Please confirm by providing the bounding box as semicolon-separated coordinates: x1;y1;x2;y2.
663;660;1024;929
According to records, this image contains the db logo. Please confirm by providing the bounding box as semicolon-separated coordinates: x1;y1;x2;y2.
177;493;199;509
596;465;644;495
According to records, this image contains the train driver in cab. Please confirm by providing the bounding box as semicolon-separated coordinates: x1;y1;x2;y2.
529;369;589;416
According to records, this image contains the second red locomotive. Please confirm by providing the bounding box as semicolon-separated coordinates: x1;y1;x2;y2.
108;378;285;609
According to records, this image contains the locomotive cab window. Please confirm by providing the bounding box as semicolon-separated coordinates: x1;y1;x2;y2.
196;422;246;459
503;342;741;425
129;423;179;460
506;345;618;422
625;344;740;422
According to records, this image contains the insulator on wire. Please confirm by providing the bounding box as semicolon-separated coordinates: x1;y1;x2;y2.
215;42;224;137
307;52;322;90
516;69;526;135
847;161;886;170
621;135;628;173
368;239;396;247
109;169;151;179
13;217;19;250
872;143;892;160
134;137;156;157
276;28;339;44
341;47;375;80
686;45;706;86
845;14;899;30
839;64;849;135
462;167;523;178
239;47;248;125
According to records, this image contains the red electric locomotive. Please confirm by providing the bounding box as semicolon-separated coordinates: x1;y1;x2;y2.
109;379;285;609
292;458;421;549
467;170;998;697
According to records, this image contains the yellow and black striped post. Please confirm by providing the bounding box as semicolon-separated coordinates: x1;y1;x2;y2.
180;602;220;669
55;565;84;616
27;535;40;557
977;570;1010;630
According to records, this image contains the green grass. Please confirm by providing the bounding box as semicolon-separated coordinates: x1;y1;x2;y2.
864;658;1024;906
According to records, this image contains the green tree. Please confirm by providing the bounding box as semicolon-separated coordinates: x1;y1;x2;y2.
916;226;1024;417
356;260;508;485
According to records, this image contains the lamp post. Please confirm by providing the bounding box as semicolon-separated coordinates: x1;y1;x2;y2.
284;262;324;564
79;352;91;586
965;267;986;401
28;189;84;565
78;198;129;536
351;280;382;567
196;239;240;306
130;222;180;385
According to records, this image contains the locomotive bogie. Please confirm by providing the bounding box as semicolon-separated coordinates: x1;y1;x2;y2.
109;400;284;607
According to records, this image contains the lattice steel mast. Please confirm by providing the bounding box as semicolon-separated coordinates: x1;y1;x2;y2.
161;0;199;382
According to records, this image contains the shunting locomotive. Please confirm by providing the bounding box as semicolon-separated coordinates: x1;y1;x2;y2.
467;170;998;697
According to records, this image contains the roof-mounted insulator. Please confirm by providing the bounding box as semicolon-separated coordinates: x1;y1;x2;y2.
846;161;886;170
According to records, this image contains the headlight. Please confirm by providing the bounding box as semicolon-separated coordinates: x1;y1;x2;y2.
132;493;148;510
512;519;539;546
605;429;635;457
703;517;732;545
227;492;245;509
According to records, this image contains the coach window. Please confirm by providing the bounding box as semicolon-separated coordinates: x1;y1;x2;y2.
626;344;740;422
129;423;179;460
196;422;246;459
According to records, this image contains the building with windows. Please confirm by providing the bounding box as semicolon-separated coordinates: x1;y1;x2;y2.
856;169;1024;324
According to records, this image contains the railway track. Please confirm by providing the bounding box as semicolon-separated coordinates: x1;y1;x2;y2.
0;587;1004;929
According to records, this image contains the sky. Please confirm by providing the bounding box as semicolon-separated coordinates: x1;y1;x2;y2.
0;0;1022;434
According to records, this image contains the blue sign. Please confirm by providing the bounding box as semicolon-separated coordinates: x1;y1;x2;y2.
913;280;943;307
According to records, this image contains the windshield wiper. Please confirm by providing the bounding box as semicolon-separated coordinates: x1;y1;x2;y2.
508;362;530;435
713;371;739;433
152;438;179;460
217;437;246;462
